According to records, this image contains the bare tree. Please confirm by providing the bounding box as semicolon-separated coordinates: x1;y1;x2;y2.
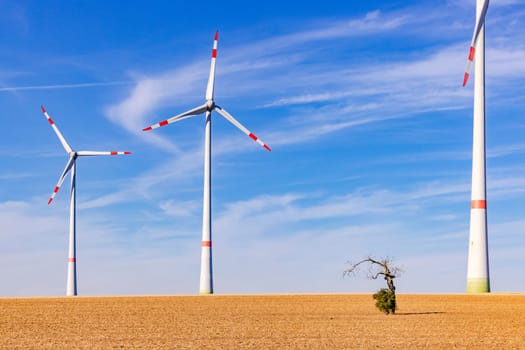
344;256;402;314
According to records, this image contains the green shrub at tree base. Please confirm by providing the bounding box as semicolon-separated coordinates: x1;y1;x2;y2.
373;288;396;315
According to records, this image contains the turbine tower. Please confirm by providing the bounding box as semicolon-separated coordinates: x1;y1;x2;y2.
41;106;131;296
143;32;271;295
463;0;490;293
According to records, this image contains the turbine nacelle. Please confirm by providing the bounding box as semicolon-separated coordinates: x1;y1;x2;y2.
206;100;215;111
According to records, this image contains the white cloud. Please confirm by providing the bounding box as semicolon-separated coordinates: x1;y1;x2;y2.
3;154;524;295
104;63;209;152
4;2;522;297
102;4;525;159
265;10;408;46
101;11;420;149
488;142;525;157
0;81;132;92
0;172;36;180
158;199;200;218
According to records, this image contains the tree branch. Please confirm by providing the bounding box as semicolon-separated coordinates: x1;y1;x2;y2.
370;271;385;280
344;256;402;293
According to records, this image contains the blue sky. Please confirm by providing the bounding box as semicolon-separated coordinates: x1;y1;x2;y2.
1;0;524;296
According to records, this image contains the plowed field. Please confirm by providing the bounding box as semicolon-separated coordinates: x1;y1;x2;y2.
1;294;524;349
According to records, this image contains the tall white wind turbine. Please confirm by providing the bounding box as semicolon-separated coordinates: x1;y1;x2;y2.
41;106;131;296
143;31;271;294
463;0;490;293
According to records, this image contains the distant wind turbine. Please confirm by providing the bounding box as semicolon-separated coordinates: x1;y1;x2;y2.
41;106;131;296
462;0;490;293
143;31;271;294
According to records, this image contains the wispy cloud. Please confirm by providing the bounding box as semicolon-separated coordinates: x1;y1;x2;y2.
0;172;36;180
102;11;417;149
262;91;356;108
488;142;525;158
88;5;525;211
104;63;210;152
253;10;409;48
79;148;203;209
104;4;525;158
0;81;133;92
158;199;201;218
4;167;524;295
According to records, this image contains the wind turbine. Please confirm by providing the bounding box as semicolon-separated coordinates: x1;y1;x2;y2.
143;31;271;295
41;106;131;296
462;0;490;293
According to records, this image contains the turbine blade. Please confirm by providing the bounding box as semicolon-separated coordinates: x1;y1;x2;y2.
143;103;207;131
41;106;73;153
462;0;489;86
205;31;219;101
214;105;271;152
471;0;489;48
76;151;132;156
48;156;75;205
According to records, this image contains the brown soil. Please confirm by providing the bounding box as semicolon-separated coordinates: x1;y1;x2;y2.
0;294;524;349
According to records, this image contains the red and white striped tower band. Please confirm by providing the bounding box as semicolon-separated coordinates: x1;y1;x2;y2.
465;0;490;293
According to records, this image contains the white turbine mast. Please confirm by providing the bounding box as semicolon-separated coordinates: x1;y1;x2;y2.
463;0;490;293
41;106;131;296
143;31;271;295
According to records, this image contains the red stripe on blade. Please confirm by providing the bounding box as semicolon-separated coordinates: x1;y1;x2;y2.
471;200;487;209
54;186;60;193
47;118;54;125
212;49;217;58
264;144;272;152
124;151;131;155
143;126;152;131
48;198;53;205
214;31;218;41
249;133;258;141
110;151;117;155
202;241;211;247
41;106;47;114
468;46;475;61
68;258;76;263
159;120;169;127
462;73;469;87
